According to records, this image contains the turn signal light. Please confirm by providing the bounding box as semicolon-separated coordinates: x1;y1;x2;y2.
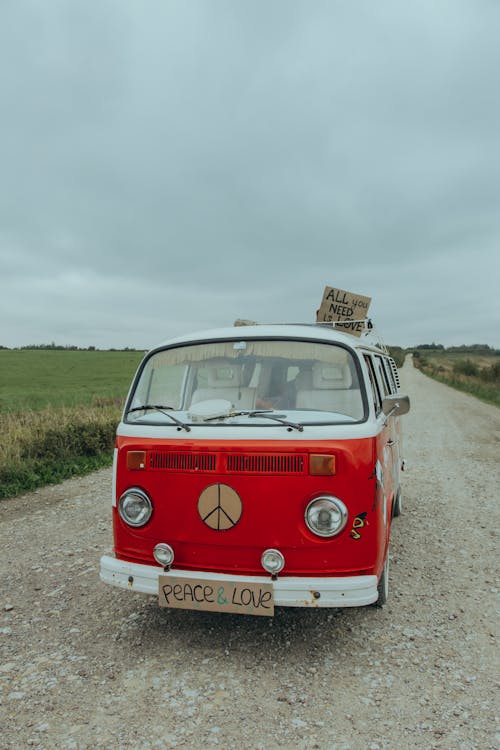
127;451;146;470
309;454;336;476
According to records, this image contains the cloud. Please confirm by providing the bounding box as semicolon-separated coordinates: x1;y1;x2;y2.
0;0;499;348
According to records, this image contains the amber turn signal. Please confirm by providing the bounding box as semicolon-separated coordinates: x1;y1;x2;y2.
127;451;146;470
309;454;336;476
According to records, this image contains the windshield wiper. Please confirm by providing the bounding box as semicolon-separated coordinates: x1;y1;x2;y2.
248;411;304;432
205;409;304;432
126;405;191;432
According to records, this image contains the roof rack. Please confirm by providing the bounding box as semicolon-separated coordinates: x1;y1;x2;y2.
232;318;393;358
234;317;384;342
313;319;391;355
234;318;375;330
318;318;372;331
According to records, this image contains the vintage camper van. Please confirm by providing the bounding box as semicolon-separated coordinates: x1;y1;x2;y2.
100;323;409;615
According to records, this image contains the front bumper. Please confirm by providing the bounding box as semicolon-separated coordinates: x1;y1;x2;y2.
100;554;378;608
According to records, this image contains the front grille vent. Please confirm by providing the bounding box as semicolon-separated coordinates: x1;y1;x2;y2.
149;452;217;472
226;453;305;474
148;451;306;474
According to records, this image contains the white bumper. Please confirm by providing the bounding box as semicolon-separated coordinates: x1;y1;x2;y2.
100;555;378;608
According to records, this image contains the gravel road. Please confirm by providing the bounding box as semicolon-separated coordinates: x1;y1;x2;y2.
1;359;498;750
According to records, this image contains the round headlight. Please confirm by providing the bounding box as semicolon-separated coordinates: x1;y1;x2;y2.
118;488;153;527
153;543;175;567
261;548;285;575
305;496;348;538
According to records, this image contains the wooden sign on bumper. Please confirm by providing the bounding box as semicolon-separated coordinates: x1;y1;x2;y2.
159;575;274;616
316;286;371;337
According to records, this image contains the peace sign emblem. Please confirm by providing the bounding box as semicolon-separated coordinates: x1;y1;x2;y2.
198;484;242;531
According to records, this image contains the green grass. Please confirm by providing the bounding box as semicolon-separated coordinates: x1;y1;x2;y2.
0;349;144;412
0;350;145;497
412;350;500;408
424;373;500;406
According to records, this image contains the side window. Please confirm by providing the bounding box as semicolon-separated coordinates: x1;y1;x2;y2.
388;358;401;391
374;355;391;398
382;358;398;394
363;355;382;414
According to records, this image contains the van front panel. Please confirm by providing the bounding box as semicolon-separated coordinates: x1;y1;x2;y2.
113;435;387;578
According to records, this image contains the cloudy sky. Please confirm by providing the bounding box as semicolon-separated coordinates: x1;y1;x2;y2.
1;1;499;349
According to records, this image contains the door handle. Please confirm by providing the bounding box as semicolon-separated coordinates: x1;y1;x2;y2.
386;440;396;446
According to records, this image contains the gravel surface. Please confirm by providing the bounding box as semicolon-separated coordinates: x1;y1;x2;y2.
1;359;498;750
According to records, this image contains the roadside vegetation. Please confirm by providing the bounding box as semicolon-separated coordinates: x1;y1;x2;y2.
412;345;500;407
387;346;405;368
0;349;144;498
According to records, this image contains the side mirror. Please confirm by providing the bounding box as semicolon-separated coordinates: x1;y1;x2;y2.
382;394;410;417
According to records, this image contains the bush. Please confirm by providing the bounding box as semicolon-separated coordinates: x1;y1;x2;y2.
387;347;405;368
416;355;428;368
453;359;479;377
482;361;500;382
0;454;111;499
23;420;116;461
0;404;120;499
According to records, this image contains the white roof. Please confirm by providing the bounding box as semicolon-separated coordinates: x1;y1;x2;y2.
150;323;386;354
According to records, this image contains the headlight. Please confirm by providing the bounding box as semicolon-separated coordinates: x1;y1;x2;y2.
261;548;285;575
153;543;175;567
305;496;348;538
118;488;153;527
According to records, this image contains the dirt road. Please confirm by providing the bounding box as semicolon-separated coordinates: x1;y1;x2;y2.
1;359;498;750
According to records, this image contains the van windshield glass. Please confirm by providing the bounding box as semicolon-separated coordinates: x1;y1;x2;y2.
127;339;365;424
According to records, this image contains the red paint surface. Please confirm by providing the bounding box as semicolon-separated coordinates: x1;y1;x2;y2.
112;435;394;579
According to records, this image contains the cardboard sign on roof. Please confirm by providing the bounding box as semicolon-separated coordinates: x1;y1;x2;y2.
316;286;371;337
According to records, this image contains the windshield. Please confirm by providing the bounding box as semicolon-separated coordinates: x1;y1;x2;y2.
126;338;366;425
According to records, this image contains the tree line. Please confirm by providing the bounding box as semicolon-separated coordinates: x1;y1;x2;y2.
0;344;142;351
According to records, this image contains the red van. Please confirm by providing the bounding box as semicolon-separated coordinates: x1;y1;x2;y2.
100;323;409;615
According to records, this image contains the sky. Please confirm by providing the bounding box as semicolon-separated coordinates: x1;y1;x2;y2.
1;0;499;350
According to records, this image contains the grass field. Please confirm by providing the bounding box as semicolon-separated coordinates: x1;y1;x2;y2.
412;350;500;407
0;350;144;498
0;349;144;412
